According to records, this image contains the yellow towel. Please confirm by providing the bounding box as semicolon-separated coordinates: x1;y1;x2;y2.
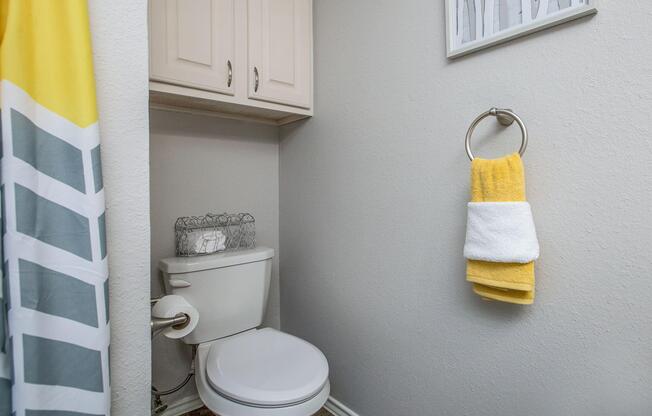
466;153;535;304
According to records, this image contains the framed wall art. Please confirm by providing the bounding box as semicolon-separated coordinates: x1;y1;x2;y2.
446;0;597;58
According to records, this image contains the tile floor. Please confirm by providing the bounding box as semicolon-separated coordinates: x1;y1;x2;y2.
184;406;331;416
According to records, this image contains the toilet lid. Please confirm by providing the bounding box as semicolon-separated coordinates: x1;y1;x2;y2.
206;328;329;407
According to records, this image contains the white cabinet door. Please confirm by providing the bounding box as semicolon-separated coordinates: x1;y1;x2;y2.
247;0;312;109
150;0;236;95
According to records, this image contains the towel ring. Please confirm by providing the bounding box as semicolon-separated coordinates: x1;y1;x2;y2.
465;108;528;161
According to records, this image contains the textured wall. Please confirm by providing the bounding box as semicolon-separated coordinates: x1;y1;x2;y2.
149;110;280;405
279;1;652;415
88;2;151;414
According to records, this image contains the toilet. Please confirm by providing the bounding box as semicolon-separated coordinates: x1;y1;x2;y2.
159;247;330;416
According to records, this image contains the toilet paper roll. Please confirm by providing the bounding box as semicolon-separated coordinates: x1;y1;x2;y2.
152;295;199;339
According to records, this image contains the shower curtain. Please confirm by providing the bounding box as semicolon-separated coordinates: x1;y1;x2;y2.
0;1;110;415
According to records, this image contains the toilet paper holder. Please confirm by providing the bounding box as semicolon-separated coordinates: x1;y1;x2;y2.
151;297;190;337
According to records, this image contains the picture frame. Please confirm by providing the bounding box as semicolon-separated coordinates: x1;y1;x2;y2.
445;0;598;58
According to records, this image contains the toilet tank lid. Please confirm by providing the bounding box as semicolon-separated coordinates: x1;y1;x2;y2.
159;247;274;274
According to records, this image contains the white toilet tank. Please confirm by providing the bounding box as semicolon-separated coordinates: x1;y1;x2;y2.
159;247;274;344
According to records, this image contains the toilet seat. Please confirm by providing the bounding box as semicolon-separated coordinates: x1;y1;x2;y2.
207;327;329;407
196;328;330;416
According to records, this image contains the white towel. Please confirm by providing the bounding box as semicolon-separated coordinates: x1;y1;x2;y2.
463;201;539;263
191;230;226;254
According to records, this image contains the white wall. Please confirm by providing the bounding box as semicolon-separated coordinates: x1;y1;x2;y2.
88;1;151;415
149;110;280;404
280;2;652;415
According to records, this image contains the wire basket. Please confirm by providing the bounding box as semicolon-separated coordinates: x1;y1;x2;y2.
175;213;256;257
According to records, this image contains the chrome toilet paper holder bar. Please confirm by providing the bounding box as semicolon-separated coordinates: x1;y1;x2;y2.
151;313;189;334
150;297;190;337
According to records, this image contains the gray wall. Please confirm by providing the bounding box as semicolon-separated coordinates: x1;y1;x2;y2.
279;2;652;415
150;110;280;404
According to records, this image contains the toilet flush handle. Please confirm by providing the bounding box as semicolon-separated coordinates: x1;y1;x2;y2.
169;279;191;288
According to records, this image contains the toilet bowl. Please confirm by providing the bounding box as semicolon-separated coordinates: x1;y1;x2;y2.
159;247;330;416
195;328;330;416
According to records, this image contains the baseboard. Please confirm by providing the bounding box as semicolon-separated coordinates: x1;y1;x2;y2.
324;396;360;416
158;394;203;416
156;393;358;416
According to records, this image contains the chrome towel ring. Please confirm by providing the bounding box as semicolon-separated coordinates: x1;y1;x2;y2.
465;108;528;161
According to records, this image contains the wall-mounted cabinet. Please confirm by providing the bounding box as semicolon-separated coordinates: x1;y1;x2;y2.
247;0;312;109
150;0;236;96
149;0;313;126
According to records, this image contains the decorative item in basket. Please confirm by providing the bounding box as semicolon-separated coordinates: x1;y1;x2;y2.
175;213;256;256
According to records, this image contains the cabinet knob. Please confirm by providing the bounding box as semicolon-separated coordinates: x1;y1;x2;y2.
254;66;259;92
227;60;232;87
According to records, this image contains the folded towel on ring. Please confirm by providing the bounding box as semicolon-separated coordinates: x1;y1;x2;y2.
463;153;539;305
464;202;539;263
